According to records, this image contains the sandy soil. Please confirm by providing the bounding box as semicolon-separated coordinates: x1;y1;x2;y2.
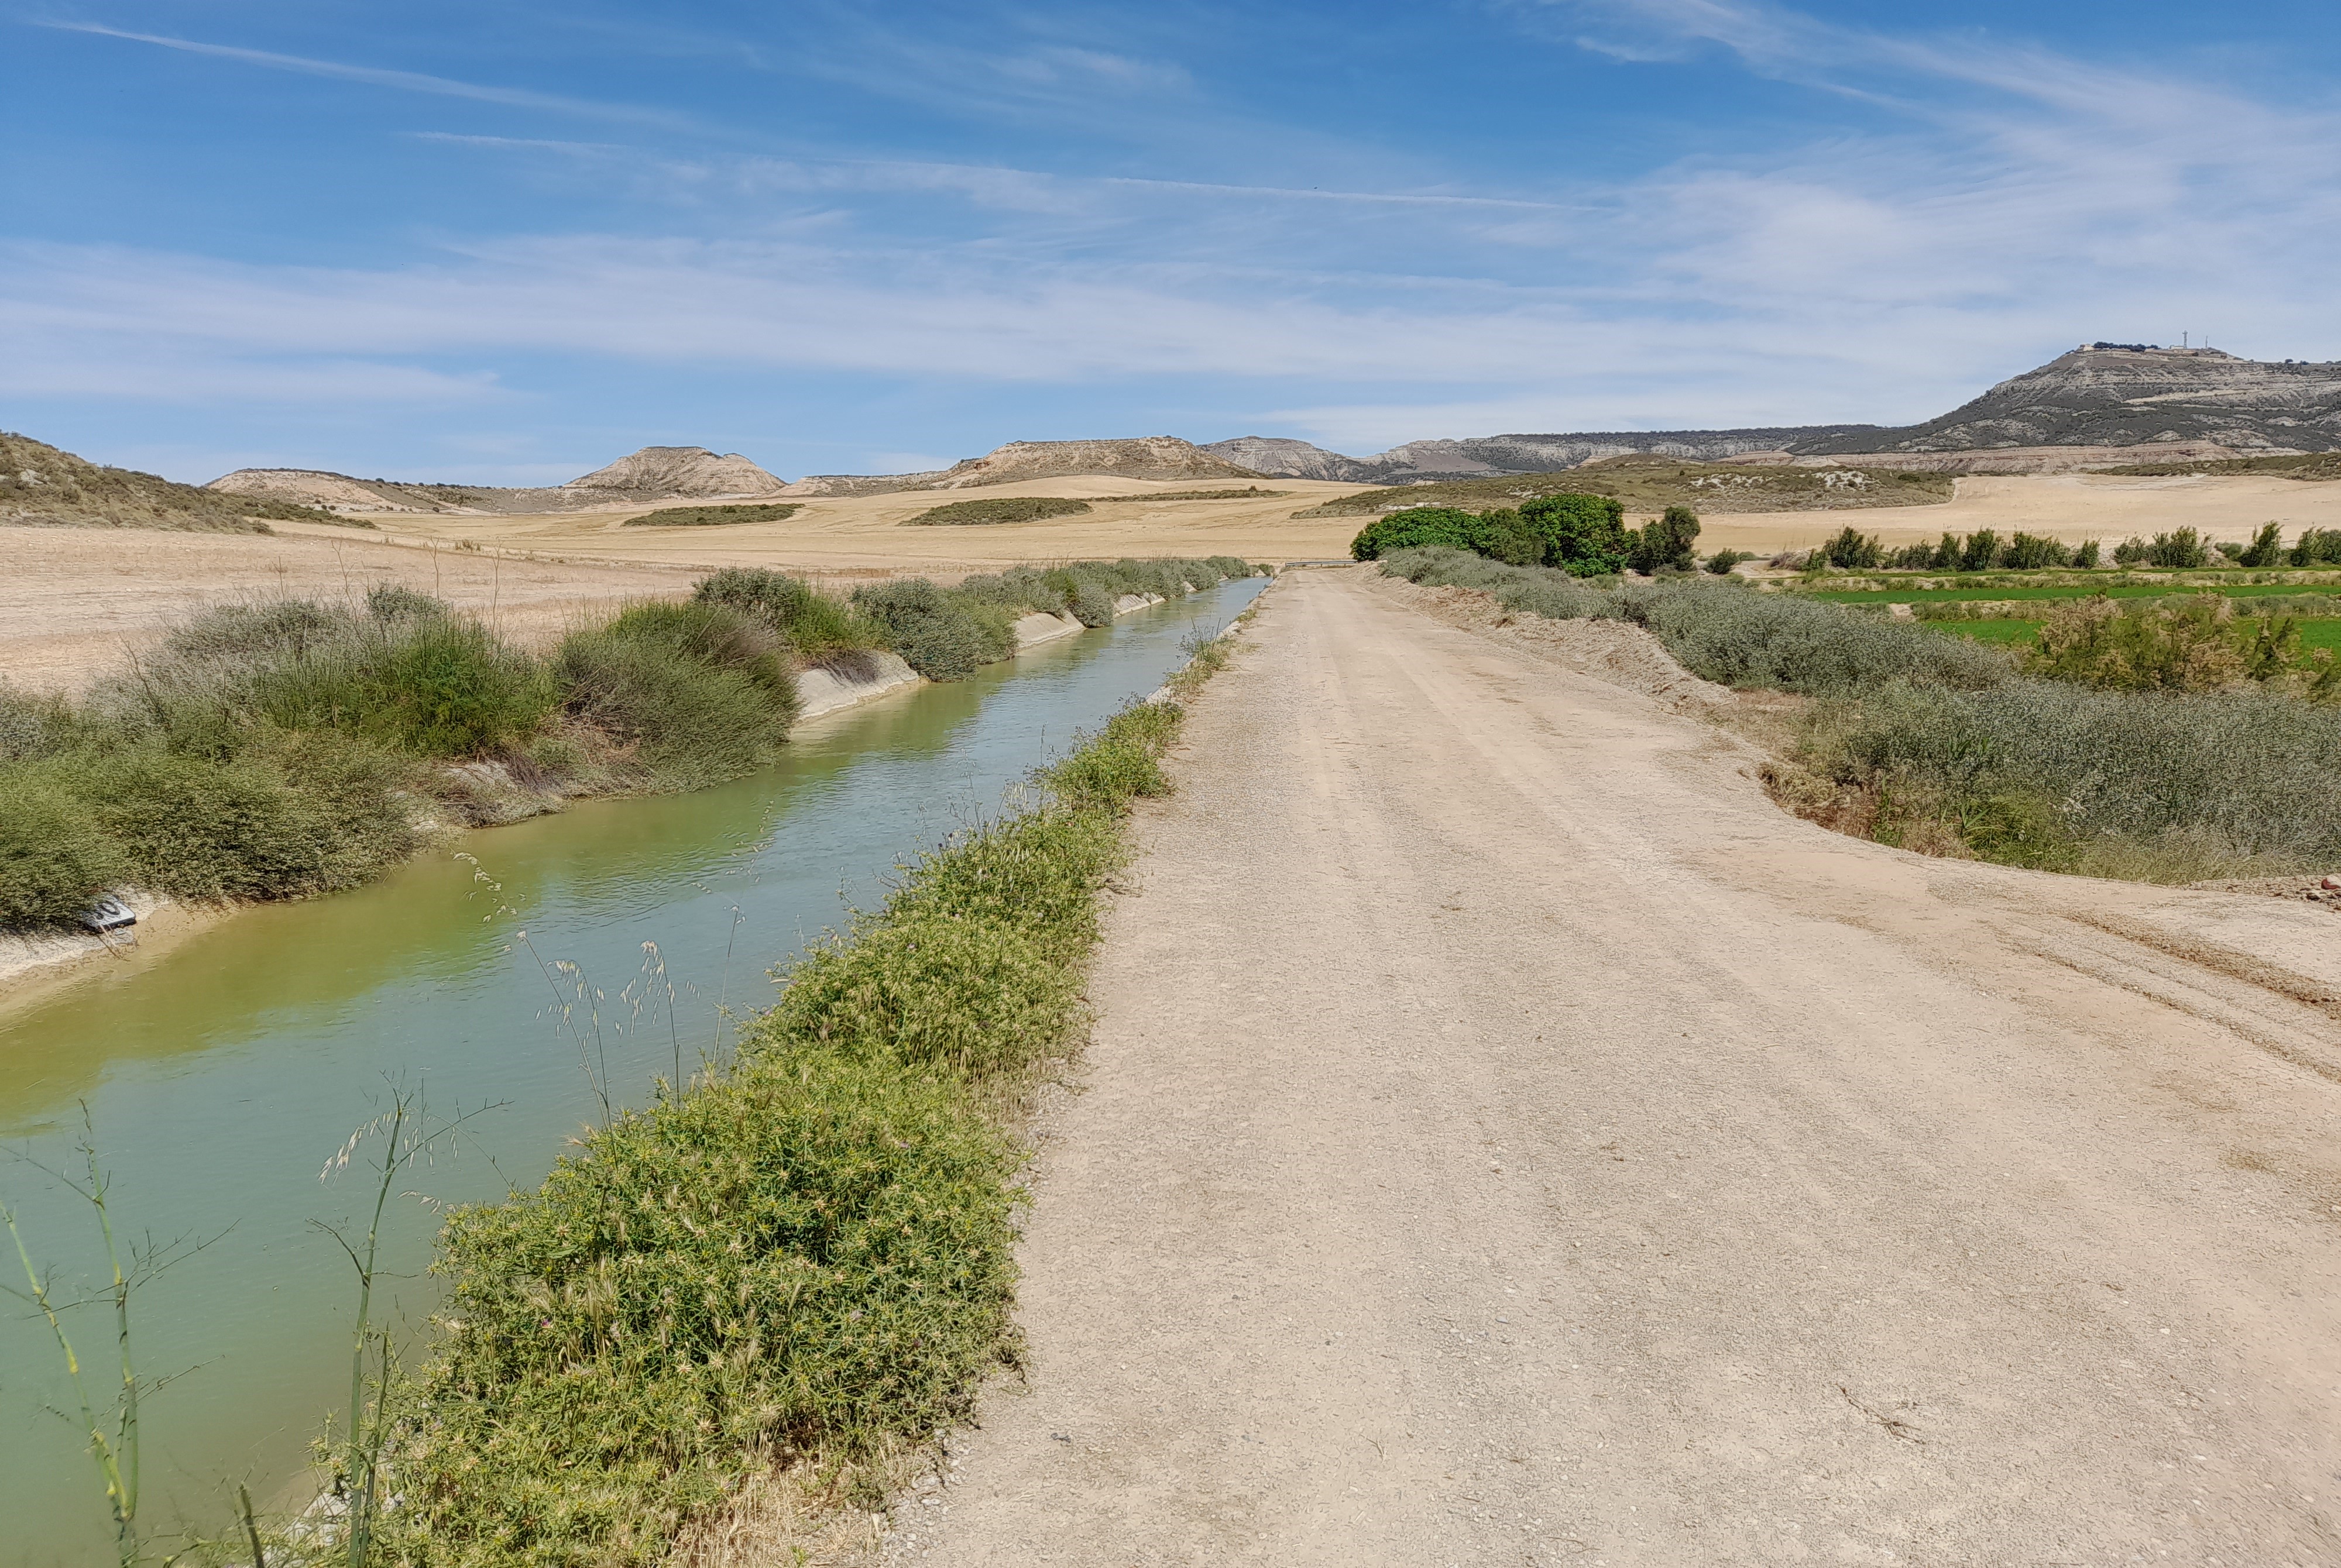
0;524;710;693
326;471;2341;575
894;568;2341;1564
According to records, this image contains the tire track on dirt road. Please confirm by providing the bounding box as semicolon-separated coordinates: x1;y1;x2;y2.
891;567;2341;1566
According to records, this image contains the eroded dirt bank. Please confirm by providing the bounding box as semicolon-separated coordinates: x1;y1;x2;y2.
895;567;2341;1565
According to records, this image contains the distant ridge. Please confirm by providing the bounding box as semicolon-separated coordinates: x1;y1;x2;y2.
1211;347;2341;484
782;437;1261;497
1808;346;2341;455
1203;428;1879;484
210;445;792;515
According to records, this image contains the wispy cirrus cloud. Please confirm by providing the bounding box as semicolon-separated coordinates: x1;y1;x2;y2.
40;22;703;130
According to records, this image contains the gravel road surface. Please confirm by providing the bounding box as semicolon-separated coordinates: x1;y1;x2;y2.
894;566;2341;1566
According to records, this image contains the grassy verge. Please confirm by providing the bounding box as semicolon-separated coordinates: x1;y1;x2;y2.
364;633;1236;1566
1381;546;2341;883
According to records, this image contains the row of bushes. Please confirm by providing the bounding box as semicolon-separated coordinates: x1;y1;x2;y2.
852;558;1257;680
1350;498;1711;577
0;562;1261;930
1805;524;2341;576
1378;546;2341;879
370;685;1210;1563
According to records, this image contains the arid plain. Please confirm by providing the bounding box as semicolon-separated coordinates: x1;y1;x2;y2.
15;467;2341;694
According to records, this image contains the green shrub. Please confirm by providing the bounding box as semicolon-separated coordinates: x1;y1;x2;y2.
1465;507;1544;567
1039;703;1179;811
768;917;1079;1078
2074;539;2102;568
1704;548;1749;576
555;632;793;788
1521;494;1629;576
850;579;1017;680
2021;594;2300;692
1349;507;1477;561
1820;525;1882;570
2000;532;2071;570
1632;506;1704;573
2238;522;2284;568
74;749;342;902
0;777;124;926
908;496;1091;527
692;568;885;662
1959;529;2002;572
365;583;451;621
334;617;555;757
602;602;797;710
883;808;1119;965
2289;527;2341;567
385;1045;1021;1567
2147;527;2210;569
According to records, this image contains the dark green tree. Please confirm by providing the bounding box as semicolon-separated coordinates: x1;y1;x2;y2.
2239;522;2284;568
1821;525;1883;570
1629;505;1703;573
1959;529;2002;571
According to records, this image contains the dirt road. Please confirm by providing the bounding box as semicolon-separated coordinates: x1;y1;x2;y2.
894;568;2341;1565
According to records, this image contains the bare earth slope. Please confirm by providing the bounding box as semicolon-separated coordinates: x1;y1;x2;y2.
899;568;2341;1566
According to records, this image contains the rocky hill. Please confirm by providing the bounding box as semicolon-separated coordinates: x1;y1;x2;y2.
4;433;349;532
784;437;1261;496
563;446;788;496
1206;427;1878;483
211;445;791;515
1800;346;2341;456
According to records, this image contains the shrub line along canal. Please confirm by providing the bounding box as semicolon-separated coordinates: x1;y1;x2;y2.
0;578;1265;1565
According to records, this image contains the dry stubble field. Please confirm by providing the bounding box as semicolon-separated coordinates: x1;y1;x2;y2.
16;469;2341;691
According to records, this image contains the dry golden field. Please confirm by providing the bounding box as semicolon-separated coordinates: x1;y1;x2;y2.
16;469;2341;692
324;469;2341;569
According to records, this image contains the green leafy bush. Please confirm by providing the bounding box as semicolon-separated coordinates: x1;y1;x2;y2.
1465;507;1544;567
2148;527;2211;569
2000;532;2071;570
1632;506;1704;573
769;917;1079;1077
2074;539;2102;568
850;579;1017;680
555;628;795;788
1521;494;1629;576
1704;548;1749;576
1349;507;1478;561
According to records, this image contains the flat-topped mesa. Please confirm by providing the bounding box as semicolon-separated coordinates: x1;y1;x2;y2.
562;446;790;497
782;436;1263;497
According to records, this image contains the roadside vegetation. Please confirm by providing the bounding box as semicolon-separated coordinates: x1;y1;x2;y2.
619;503;803;528
0;561;1259;933
1302;455;1952;520
1379;545;2341;883
906;496;1093;526
295;615;1246;1567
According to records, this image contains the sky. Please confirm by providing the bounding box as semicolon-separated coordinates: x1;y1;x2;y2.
5;0;2340;484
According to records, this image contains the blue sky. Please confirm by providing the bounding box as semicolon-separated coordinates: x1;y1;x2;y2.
6;1;2339;483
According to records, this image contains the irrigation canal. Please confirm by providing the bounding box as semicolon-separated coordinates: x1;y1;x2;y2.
0;578;1266;1564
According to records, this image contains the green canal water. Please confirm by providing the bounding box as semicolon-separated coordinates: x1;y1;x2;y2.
0;580;1263;1565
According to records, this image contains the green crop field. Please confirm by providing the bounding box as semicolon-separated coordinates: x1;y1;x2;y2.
1805;577;2341;606
1922;615;2341;655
